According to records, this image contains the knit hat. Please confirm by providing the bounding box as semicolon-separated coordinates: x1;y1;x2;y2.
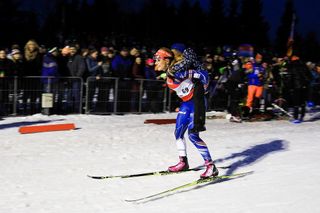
171;43;186;53
291;55;300;61
100;47;108;52
154;48;173;60
145;58;155;66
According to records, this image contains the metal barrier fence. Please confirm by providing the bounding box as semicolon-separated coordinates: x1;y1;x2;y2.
0;76;83;116
85;77;168;114
3;75;309;117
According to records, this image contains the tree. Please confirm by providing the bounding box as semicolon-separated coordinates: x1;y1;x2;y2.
91;0;120;33
301;32;320;62
225;0;240;46
239;0;269;48
0;0;38;46
189;0;206;43
176;0;192;41
207;0;225;46
275;0;296;56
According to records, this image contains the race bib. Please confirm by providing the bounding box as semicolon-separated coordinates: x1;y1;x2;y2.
172;79;194;98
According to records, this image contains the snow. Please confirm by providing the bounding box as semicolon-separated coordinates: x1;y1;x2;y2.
1;112;320;213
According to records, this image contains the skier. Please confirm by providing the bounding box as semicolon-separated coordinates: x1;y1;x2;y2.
153;47;218;178
168;43;206;132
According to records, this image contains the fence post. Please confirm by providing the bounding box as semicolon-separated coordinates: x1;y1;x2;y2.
79;77;83;114
168;87;172;112
138;79;144;113
113;78;118;113
12;76;18;115
85;77;90;114
163;85;168;112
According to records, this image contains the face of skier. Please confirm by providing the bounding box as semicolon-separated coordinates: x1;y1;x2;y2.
154;57;168;71
154;48;173;72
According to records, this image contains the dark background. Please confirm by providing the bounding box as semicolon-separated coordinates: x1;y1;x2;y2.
1;0;320;60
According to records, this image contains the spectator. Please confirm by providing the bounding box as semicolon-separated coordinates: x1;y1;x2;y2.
99;47;114;77
10;49;25;77
131;56;144;111
0;49;13;115
66;45;86;113
306;62;320;107
111;47;133;112
130;47;140;59
39;45;47;58
244;53;266;114
41;47;60;114
41;47;60;82
99;47;115;112
287;56;312;123
0;49;12;77
10;49;25;114
143;58;163;112
57;46;70;77
111;47;133;79
224;55;245;122
24;39;42;76
85;48;104;112
86;48;103;78
67;45;86;78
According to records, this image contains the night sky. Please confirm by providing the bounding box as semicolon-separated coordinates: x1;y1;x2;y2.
20;0;320;41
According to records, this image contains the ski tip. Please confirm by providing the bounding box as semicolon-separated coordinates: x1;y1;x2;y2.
124;198;145;203
87;175;108;179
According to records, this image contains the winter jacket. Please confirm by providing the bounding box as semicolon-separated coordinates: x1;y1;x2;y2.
86;56;102;77
67;54;86;78
41;54;59;83
111;55;133;79
24;54;42;76
287;60;311;89
0;58;13;77
246;63;265;86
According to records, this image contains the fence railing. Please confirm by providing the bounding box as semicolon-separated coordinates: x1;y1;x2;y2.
0;76;83;116
85;77;168;114
1;76;301;116
0;76;172;116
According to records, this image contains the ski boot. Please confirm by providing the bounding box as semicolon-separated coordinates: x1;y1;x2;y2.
168;156;189;172
200;160;219;178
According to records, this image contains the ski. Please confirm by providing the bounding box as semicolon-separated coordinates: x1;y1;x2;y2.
88;165;231;179
272;103;293;118
125;171;252;202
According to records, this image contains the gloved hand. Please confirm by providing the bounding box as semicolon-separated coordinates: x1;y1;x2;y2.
159;73;167;80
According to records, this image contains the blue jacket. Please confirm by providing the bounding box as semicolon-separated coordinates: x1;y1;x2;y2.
111;55;133;79
86;56;102;77
144;66;157;80
41;54;59;83
247;63;265;86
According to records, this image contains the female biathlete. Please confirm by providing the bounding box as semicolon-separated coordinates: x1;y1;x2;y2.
154;47;218;178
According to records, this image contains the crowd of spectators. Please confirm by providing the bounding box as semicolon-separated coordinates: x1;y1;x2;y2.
0;39;320;119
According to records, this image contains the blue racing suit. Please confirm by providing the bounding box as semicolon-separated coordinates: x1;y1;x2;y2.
167;69;212;161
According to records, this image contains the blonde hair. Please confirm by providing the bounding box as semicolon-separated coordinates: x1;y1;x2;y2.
24;40;39;61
